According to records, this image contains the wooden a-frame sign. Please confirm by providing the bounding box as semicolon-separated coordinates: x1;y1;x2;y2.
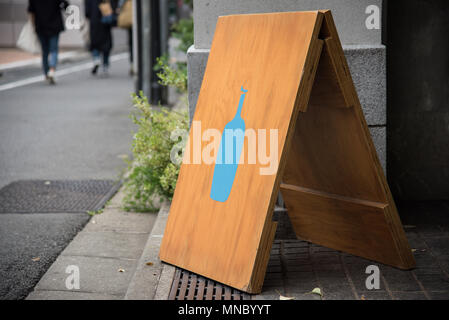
160;10;415;293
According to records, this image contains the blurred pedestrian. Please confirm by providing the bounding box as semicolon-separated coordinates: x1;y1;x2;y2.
28;0;69;84
117;0;133;75
85;0;118;76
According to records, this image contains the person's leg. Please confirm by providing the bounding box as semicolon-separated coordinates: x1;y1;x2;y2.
37;34;50;76
48;34;59;71
102;49;110;75
91;49;101;74
128;27;134;75
46;34;59;84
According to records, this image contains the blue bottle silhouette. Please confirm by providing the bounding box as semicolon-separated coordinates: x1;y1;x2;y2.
210;86;248;202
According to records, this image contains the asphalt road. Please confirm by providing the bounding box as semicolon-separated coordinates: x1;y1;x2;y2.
0;54;136;299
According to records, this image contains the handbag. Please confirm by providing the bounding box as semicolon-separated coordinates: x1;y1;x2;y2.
118;0;133;28
80;18;90;47
16;19;41;54
99;0;116;25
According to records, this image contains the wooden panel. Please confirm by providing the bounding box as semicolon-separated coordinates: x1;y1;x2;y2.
281;11;414;269
281;184;404;267
160;11;324;293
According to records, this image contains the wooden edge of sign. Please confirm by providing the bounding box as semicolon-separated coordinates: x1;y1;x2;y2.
281;10;415;270
243;11;325;294
321;10;415;269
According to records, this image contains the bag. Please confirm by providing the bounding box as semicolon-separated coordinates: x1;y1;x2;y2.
99;0;116;25
16;19;41;54
80;18;90;47
98;1;113;16
118;0;133;29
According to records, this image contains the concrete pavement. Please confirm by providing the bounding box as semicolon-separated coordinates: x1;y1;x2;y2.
0;52;135;299
27;189;157;300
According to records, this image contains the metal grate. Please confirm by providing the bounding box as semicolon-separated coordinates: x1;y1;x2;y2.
169;268;251;300
0;180;119;213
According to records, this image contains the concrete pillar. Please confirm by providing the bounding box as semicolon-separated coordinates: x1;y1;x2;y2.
187;0;387;171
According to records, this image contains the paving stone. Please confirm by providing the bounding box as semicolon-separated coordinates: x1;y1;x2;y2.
322;288;356;300
27;290;122;300
428;291;449;300
289;292;322;300
413;267;443;276
285;275;319;293
380;267;421;292
252;287;283;300
84;208;157;234
415;273;449;292
424;237;449;256
408;237;428;251
266;265;282;273
285;264;314;273
345;264;378;292
263;278;284;287
285;256;311;265
264;271;283;280
34;255;136;295
392;292;428;300
318;276;353;292
312;253;341;265
358;291;392;300
413;252;438;267
62;231;149;259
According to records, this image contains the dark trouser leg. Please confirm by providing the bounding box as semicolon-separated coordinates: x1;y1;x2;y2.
48;34;60;70
103;49;110;68
128;27;133;63
38;34;50;75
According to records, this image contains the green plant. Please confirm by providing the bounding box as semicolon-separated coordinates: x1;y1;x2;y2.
122;93;188;212
171;18;194;53
155;55;187;93
87;208;104;216
123;15;192;212
154;17;193;93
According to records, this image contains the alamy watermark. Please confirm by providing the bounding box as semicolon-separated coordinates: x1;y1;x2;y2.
365;5;380;30
65;5;81;30
170;121;279;176
365;265;380;290
65;265;80;290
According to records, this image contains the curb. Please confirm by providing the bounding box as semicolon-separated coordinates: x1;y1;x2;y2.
124;202;174;300
0;50;90;72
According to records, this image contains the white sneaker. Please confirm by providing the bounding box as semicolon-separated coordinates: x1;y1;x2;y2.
102;66;109;77
47;69;56;84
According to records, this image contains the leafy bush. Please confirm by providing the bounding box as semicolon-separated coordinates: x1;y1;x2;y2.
171;18;194;53
155;55;187;93
123;93;188;212
122;16;193;212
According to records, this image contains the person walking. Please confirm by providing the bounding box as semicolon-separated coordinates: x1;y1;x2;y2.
28;0;69;84
117;0;133;75
85;0;118;76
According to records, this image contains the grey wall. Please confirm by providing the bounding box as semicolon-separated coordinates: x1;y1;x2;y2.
193;0;383;48
387;0;449;200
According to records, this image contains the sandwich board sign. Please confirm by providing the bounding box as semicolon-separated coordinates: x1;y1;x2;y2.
160;10;415;294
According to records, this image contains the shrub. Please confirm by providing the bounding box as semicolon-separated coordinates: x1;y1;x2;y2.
123;93;188;212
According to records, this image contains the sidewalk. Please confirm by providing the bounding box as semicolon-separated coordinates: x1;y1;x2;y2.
27;189;158;300
0;48;89;72
27;183;449;300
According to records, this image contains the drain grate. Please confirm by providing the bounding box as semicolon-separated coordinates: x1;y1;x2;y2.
169;268;250;300
0;180;119;213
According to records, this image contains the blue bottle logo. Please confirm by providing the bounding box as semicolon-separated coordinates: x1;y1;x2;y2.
210;86;248;202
